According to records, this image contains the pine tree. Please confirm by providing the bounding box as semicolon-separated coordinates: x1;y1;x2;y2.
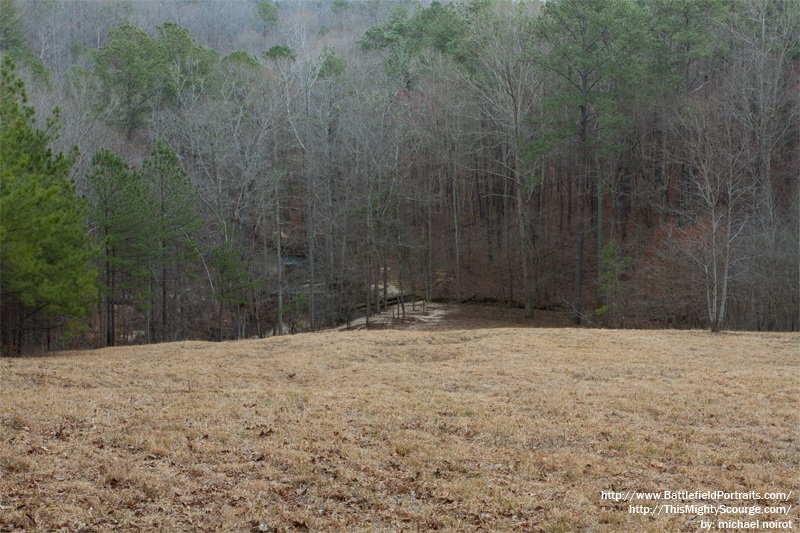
0;0;47;80
0;56;96;354
87;149;154;346
141;141;201;342
532;0;650;324
90;25;162;139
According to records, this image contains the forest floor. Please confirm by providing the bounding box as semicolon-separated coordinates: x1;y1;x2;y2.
1;305;798;532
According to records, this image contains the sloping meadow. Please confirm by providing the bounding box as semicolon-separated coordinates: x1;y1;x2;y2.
1;329;797;531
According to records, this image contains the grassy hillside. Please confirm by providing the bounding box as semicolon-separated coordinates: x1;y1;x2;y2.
1;322;797;531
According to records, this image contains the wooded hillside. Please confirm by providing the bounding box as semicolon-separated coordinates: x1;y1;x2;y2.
2;0;798;353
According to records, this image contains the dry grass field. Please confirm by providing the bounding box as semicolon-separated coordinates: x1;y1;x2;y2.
1;305;798;532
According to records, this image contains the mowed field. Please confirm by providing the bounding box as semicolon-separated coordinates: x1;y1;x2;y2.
1;308;798;532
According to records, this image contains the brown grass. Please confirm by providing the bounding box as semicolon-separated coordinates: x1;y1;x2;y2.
1;311;797;531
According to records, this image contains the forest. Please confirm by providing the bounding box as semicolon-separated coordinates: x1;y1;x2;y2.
1;0;798;354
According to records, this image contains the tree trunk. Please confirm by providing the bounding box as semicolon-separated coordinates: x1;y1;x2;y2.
306;170;316;331
574;163;587;325
515;158;533;318
161;259;167;342
426;192;433;302
105;247;115;347
451;169;462;301
275;194;284;336
574;100;590;325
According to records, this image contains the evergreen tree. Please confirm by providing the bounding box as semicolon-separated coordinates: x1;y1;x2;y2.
532;0;650;324
0;0;47;80
359;2;468;89
256;0;279;35
90;25;162;139
86;149;154;346
90;22;217;139
208;240;258;341
0;56;96;354
141;141;201;342
156;22;218;107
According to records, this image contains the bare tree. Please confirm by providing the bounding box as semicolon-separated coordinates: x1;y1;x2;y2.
460;0;542;316
668;91;755;331
725;0;800;329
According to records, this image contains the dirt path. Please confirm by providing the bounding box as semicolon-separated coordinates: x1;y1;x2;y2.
338;301;572;331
